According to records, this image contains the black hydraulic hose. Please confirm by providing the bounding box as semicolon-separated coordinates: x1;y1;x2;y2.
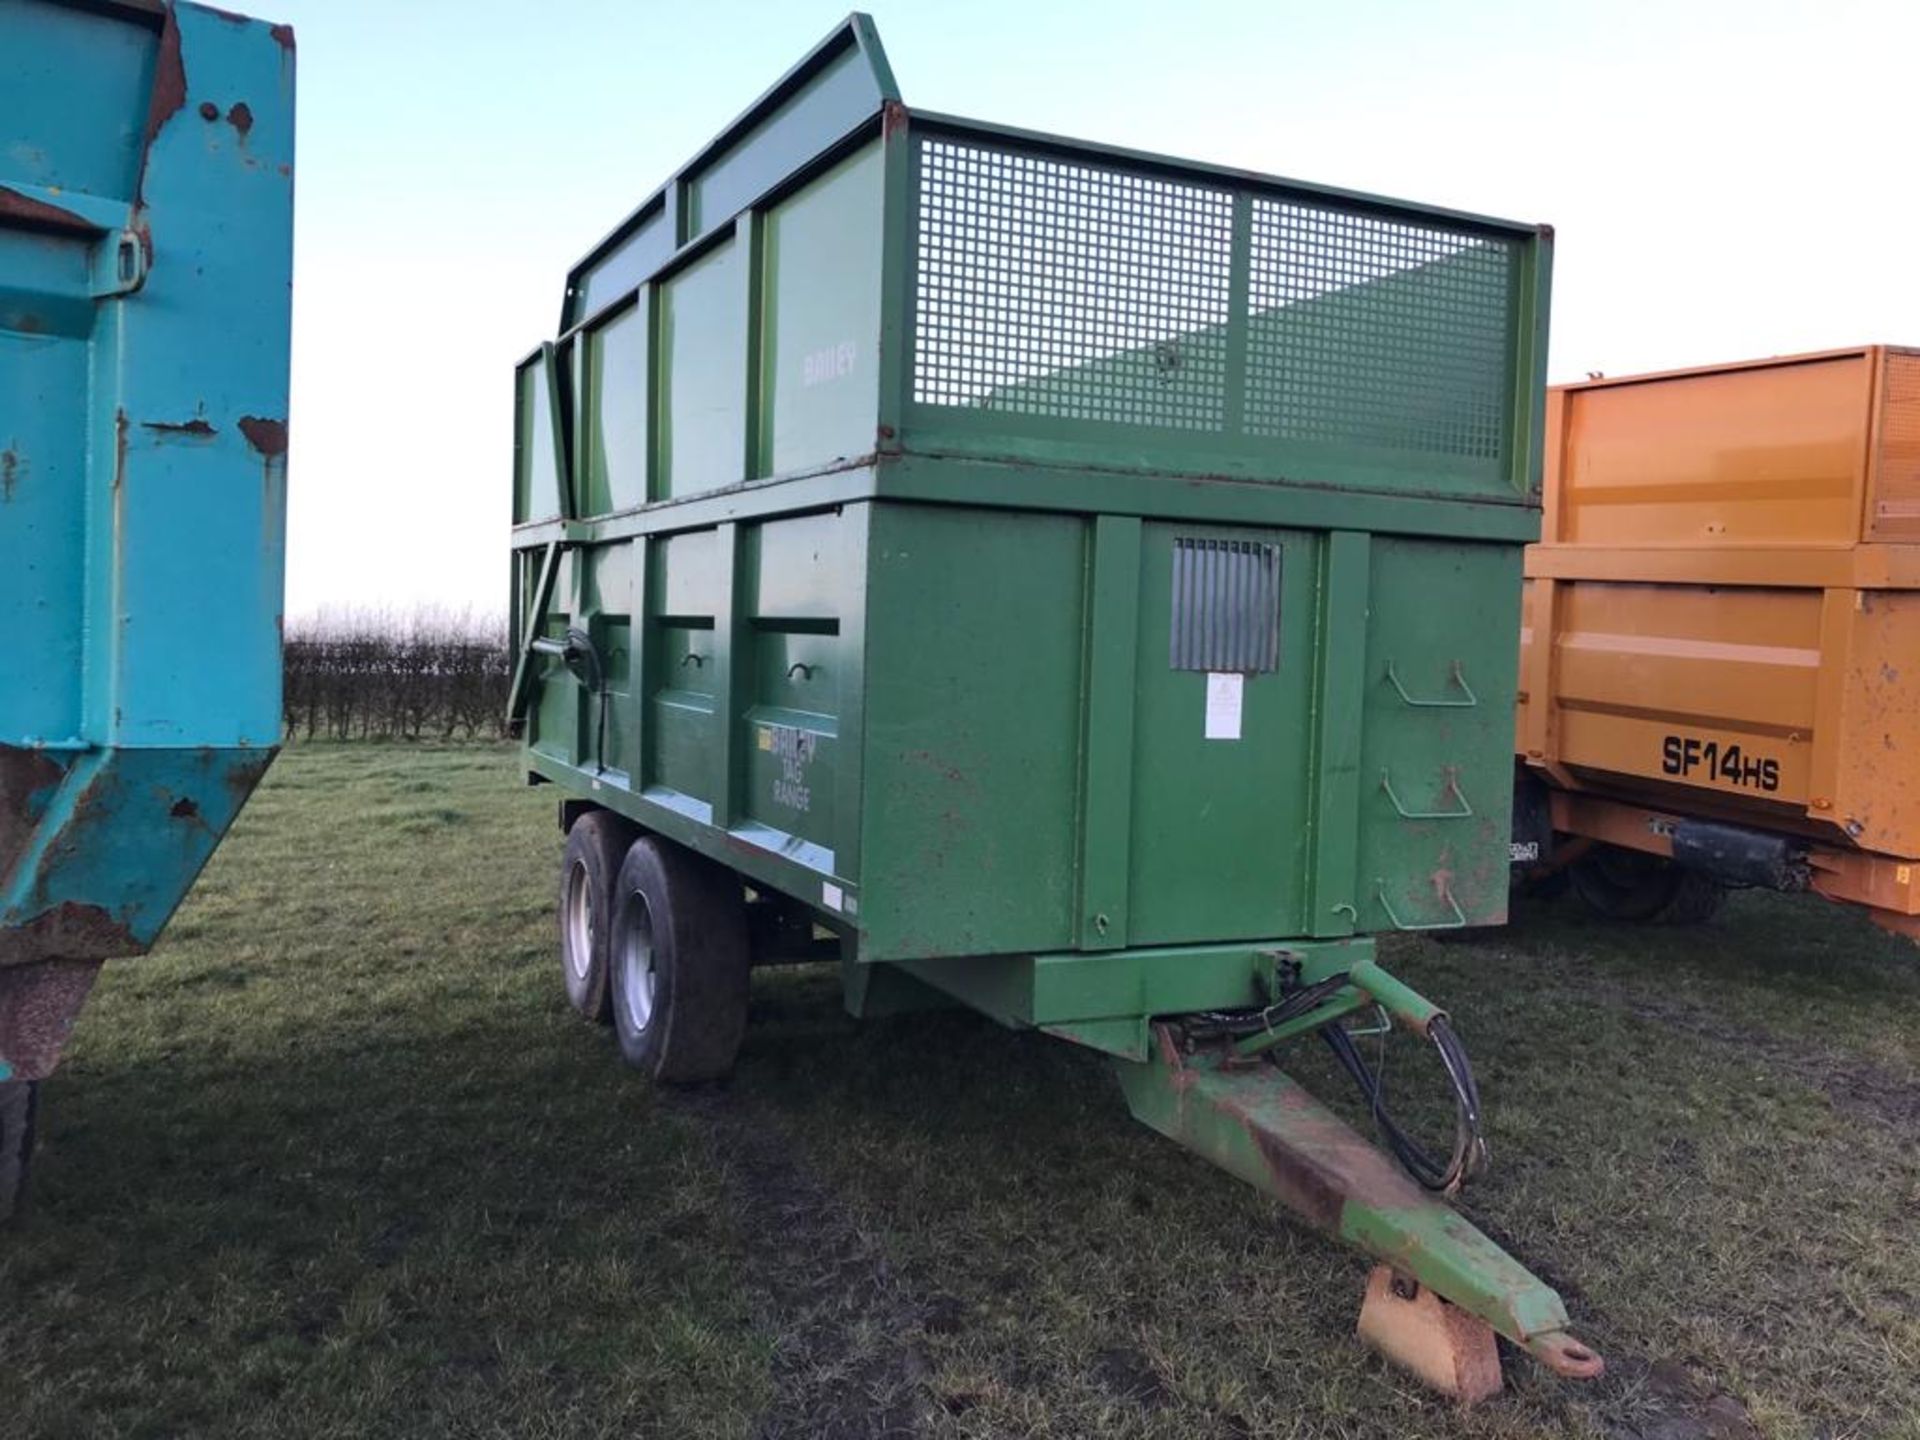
1319;1015;1487;1193
554;626;613;774
1264;973;1353;1029
1220;972;1490;1192
1188;974;1356;1042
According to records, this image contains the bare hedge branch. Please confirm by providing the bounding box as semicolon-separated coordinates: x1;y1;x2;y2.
284;608;510;742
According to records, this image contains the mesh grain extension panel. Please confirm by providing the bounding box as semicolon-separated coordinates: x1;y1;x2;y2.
911;132;1528;497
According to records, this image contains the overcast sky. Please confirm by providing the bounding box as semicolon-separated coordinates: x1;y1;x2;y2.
275;0;1919;620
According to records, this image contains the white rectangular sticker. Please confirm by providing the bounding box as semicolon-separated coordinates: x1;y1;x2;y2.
1204;672;1243;741
821;881;844;912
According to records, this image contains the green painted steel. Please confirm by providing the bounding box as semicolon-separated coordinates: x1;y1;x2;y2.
902;937;1371;1063
511;16;1590;1380
1229;958;1444;1058
1233;988;1374;1057
1347;958;1445;1031
511;5;1552;1041
1114;1031;1580;1356
515;494;1536;971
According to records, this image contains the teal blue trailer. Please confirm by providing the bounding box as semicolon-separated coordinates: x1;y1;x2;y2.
513;18;1600;1399
0;1;295;1217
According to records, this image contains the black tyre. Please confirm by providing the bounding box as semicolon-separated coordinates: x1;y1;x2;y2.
1568;845;1683;922
608;836;750;1084
1516;866;1571;902
0;1080;40;1226
1660;870;1727;926
559;809;634;1023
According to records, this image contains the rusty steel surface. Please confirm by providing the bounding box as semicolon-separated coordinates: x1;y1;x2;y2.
0;184;102;236
1;2;295;1083
0;746;276;968
1116;1023;1602;1380
0;748;68;891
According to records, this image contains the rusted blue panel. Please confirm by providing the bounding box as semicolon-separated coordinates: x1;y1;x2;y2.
0;745;276;964
0;1;294;1078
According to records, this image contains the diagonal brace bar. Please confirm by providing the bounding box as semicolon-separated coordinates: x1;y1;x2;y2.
506;541;565;731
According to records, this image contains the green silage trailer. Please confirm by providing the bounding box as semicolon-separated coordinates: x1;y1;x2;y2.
508;17;1595;1401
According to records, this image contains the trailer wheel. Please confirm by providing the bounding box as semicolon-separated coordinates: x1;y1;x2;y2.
1568;845;1683;923
1660;870;1727;926
608;837;750;1084
559;810;634;1023
1515;866;1571;902
0;1080;39;1225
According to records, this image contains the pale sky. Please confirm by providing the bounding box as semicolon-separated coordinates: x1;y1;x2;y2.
278;0;1920;619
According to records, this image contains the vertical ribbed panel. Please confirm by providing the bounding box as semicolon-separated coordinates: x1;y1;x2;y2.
1169;538;1281;672
1873;351;1920;542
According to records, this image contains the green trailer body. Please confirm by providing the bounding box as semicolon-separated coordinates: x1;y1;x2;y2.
510;18;1596;1399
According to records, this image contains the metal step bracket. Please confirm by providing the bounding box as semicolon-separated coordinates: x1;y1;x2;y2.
1385;659;1478;708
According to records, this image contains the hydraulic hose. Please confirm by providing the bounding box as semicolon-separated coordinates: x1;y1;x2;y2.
1319;1011;1487;1194
1192;968;1489;1193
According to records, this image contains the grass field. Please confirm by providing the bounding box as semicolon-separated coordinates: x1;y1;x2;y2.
3;743;1918;1439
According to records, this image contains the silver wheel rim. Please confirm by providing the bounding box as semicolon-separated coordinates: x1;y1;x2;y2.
564;860;593;984
618;889;658;1034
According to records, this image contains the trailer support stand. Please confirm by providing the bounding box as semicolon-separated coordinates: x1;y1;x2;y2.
1356;1263;1501;1402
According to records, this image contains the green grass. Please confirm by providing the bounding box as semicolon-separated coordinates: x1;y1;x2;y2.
4;743;1918;1438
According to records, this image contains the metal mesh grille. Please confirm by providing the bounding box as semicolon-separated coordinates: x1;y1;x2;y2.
913;138;1233;428
1873;351;1920;540
1169;538;1281;673
1245;200;1514;460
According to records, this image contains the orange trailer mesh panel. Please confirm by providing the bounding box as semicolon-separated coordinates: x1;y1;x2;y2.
1873;352;1920;543
1519;346;1920;931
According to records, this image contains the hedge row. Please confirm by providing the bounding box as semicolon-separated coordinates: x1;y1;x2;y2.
283;613;510;741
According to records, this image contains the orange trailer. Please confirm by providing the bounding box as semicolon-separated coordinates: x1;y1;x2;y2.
1516;346;1920;938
